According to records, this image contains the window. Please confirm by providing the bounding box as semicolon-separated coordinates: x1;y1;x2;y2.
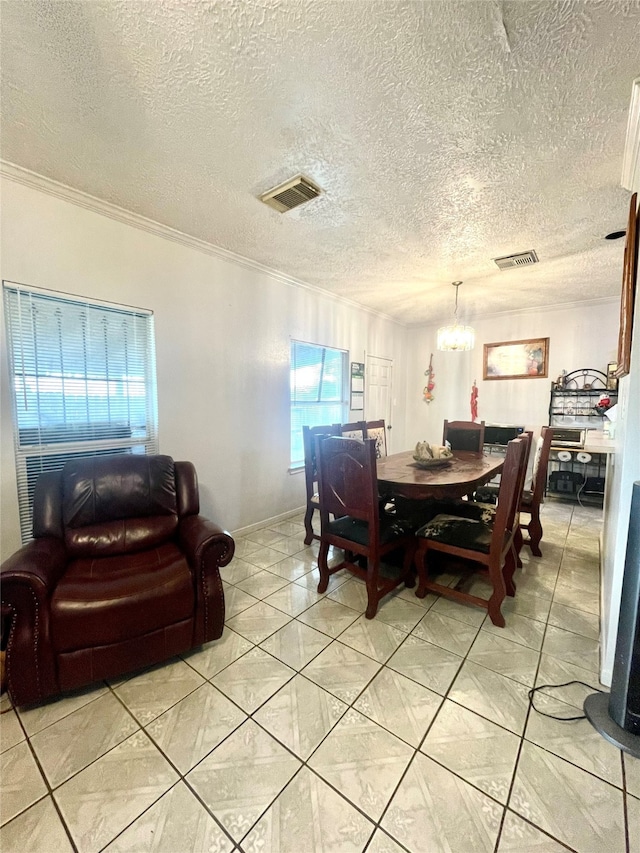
3;282;158;542
290;340;347;467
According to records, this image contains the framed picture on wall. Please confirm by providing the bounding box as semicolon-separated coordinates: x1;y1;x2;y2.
606;362;619;390
615;192;639;379
483;337;549;380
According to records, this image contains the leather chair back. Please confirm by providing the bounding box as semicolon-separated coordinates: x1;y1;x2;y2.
33;455;184;558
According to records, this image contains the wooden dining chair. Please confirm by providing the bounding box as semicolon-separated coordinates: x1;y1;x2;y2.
302;423;342;545
364;419;388;458
443;420;486;453
475;427;552;558
517;426;554;557
414;436;526;627
315;435;416;618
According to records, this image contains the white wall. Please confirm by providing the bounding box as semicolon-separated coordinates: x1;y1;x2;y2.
2;175;633;687
0;176;407;560
404;303;619;448
600;192;640;686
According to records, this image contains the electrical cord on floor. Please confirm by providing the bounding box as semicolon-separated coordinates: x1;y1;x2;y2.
528;681;605;721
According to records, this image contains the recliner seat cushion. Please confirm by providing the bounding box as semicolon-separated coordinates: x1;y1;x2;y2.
51;542;194;652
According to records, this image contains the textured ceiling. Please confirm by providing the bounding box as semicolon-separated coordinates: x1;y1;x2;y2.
2;0;639;325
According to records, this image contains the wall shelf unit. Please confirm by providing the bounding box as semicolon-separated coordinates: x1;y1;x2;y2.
549;368;617;429
547;368;616;503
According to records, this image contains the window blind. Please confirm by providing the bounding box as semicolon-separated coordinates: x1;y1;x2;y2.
3;282;159;542
290;340;347;467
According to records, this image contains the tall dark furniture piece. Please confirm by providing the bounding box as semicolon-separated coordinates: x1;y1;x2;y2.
584;481;640;757
0;454;234;707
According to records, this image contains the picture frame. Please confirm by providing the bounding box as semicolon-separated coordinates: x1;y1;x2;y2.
606;362;619;390
615;192;638;379
350;361;365;411
483;337;549;381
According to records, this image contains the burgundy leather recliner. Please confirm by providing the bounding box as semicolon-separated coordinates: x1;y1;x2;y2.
0;454;234;707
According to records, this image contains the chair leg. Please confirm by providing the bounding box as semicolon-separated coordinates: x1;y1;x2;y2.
514;526;524;569
487;561;507;627
503;545;517;597
365;557;380;619
303;505;314;546
528;508;543;557
414;542;429;599
317;540;331;593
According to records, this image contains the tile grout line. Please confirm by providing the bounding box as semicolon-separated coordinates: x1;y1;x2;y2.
5;506;618;852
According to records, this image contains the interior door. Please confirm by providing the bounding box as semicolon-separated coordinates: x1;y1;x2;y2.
365;355;393;452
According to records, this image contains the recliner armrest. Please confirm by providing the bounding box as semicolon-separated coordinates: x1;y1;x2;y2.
178;515;235;569
1;537;67;705
1;537;68;599
179;515;233;645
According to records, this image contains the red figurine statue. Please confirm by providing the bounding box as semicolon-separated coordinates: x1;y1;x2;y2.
470;380;478;422
423;353;435;403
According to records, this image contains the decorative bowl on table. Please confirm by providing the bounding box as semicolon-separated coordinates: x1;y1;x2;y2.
413;441;453;469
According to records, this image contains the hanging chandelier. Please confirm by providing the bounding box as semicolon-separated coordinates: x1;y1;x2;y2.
436;281;475;351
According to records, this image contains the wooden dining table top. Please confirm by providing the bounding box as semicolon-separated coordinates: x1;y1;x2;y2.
376;450;504;501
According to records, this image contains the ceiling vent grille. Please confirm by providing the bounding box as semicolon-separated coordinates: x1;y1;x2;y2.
493;250;539;270
259;175;323;213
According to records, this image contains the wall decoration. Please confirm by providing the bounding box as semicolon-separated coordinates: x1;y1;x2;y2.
423;353;435;402
483;337;549;380
470;380;478;421
615;192;638;379
606;362;619;390
350;362;364;411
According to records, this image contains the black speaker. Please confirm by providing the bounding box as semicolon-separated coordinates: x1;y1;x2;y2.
549;470;584;494
584;480;640;756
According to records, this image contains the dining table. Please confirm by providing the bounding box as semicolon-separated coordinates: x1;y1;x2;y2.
376;450;504;502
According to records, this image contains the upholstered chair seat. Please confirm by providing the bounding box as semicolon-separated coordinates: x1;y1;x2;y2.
415;514;493;553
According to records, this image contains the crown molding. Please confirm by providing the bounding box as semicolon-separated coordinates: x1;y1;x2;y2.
0;160;401;326
408;294;619;330
621;77;640;193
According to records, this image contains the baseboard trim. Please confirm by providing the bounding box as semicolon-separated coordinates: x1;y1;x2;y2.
231;506;306;539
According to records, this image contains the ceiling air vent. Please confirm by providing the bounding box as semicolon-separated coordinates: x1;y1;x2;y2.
493;250;539;271
259;174;323;213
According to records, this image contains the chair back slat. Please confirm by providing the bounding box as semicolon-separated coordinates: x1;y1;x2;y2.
443;420;486;452
340;421;367;440
490;437;526;556
302;423;341;497
364;419;387;458
515;430;534;501
316;436;379;526
530;426;554;503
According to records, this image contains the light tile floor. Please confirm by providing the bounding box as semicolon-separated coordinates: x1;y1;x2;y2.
1;501;639;852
